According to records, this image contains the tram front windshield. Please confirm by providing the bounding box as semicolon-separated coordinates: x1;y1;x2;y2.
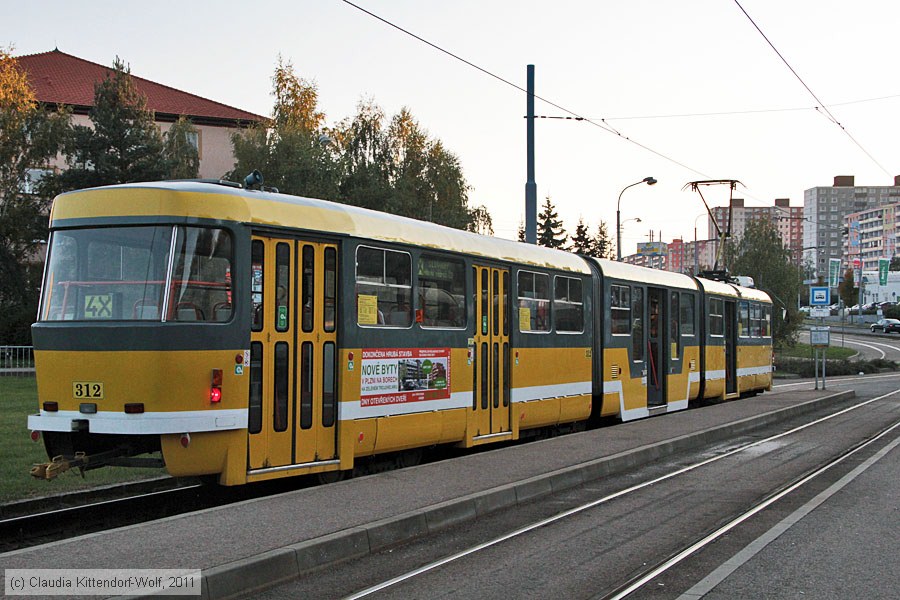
39;226;233;323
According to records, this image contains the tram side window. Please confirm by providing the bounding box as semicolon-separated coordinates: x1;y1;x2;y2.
419;255;466;328
610;284;631;335
554;276;583;333
670;292;680;357
356;246;411;327
750;303;762;337
518;271;550;332
251;240;264;332
739;301;750;337
680;293;696;337
632;287;644;362
709;298;724;337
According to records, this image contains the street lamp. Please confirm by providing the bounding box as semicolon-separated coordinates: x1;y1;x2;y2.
617;177;657;261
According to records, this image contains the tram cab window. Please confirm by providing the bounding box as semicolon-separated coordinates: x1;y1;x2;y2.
554;276;583;333
39;226;233;323
762;305;772;337
356;246;411;327
418;255;466;328
169;228;234;322
518;271;550;332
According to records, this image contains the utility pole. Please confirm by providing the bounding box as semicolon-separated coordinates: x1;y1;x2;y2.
525;65;537;244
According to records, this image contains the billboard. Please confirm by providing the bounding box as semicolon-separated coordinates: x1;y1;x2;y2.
636;242;668;257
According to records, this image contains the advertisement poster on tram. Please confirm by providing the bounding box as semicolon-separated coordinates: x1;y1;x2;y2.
359;348;450;407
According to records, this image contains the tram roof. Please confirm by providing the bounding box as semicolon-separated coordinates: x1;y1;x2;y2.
734;286;771;303
50;181;592;274
694;277;739;297
590;258;699;290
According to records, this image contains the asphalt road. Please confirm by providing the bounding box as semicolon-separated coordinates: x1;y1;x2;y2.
249;374;900;600
798;326;900;361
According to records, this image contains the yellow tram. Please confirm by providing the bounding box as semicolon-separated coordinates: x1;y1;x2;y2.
28;181;772;485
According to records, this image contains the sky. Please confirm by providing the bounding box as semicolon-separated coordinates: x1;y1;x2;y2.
4;1;900;254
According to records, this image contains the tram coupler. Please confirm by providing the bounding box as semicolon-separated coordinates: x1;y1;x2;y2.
30;449;125;480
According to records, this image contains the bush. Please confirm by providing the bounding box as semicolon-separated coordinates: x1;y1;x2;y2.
775;356;896;378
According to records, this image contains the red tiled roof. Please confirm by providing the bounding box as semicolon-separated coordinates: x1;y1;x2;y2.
17;49;265;124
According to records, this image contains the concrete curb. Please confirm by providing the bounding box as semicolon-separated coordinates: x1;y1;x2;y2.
184;390;856;600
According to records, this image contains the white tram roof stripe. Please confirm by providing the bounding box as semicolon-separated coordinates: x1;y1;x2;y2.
53;182;592;274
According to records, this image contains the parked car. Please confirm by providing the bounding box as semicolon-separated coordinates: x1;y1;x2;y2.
871;318;900;333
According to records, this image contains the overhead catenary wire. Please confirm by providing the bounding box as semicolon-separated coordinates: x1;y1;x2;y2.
341;0;894;235
340;0;710;179
733;0;893;178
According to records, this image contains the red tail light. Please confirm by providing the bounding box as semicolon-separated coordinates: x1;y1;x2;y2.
210;369;223;403
43;401;58;412
124;403;145;414
30;430;40;442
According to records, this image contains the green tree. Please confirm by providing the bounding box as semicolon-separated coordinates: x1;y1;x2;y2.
838;268;857;308
163;116;200;179
467;204;493;236
232;61;485;232
45;58;170;194
569;217;595;255
229;57;339;199
594;221;613;259
537;195;567;249
724;219;803;347
332;98;392;210
0;48;69;343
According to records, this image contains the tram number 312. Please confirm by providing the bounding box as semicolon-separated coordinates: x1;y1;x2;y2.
72;382;104;399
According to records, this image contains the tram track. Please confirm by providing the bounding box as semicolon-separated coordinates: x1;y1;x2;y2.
0;473;331;553
340;386;900;600
599;416;900;600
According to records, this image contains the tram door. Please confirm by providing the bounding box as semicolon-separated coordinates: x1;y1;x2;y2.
724;300;737;395
473;266;510;436
647;287;667;407
248;237;338;471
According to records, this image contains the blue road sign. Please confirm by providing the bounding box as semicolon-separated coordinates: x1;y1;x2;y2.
810;287;830;306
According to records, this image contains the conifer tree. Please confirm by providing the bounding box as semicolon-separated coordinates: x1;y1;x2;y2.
536;195;567;249
594;221;614;259
46;58;169;194
569;217;595;255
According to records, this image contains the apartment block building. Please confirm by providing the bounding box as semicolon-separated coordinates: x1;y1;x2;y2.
803;175;900;281
844;203;900;272
709;198;803;265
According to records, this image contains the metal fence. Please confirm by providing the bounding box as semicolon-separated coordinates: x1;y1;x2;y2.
0;345;35;376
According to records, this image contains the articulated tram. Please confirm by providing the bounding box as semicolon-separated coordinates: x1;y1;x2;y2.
28;181;772;485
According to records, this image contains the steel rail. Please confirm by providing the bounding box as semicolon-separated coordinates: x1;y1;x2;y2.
344;387;899;599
